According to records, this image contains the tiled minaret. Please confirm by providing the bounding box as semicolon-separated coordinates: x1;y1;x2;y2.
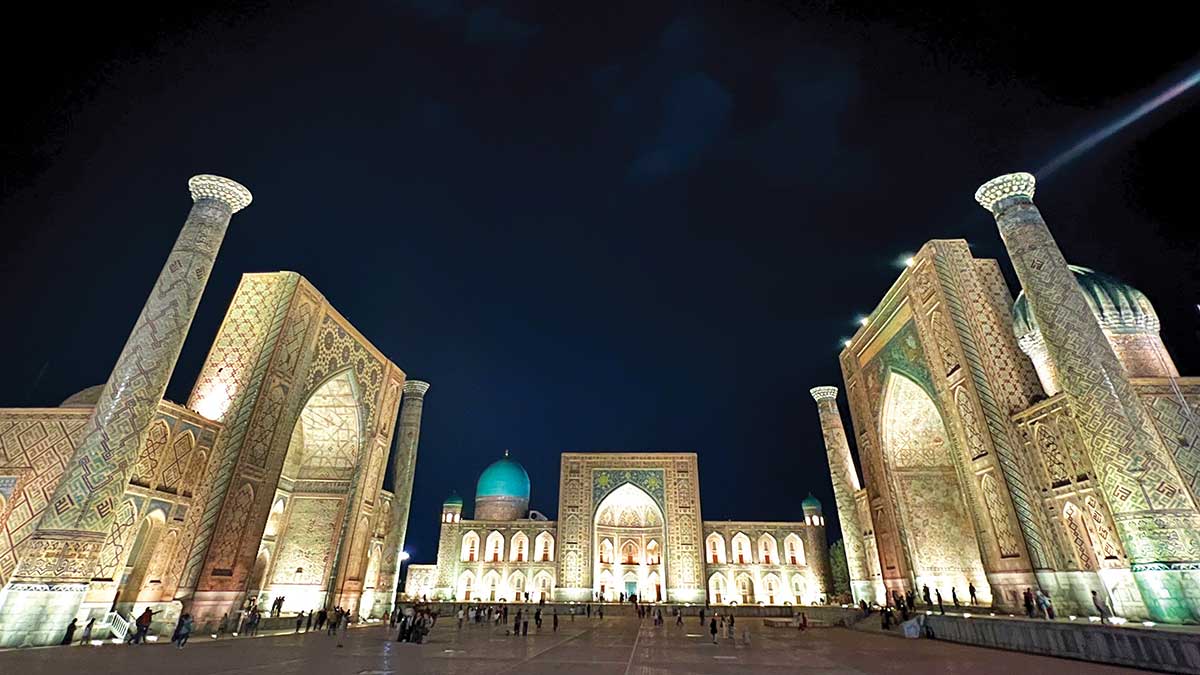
976;172;1200;622
375;379;429;614
810;386;873;605
0;175;251;646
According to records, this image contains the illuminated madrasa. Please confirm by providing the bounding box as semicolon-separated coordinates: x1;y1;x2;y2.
405;452;834;606
0;176;427;646
813;172;1200;624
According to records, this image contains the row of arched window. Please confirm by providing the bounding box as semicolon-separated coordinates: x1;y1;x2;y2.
706;531;805;566
461;530;554;563
597;538;660;565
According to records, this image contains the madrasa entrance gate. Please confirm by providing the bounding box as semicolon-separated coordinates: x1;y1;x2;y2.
554;453;705;603
839;240;1045;609
183;272;406;623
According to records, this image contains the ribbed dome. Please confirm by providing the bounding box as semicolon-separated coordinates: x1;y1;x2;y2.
1013;266;1159;339
476;453;530;500
443;491;463;506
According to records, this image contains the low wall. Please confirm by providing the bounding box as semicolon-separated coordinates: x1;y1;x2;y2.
924;615;1200;674
408;601;859;624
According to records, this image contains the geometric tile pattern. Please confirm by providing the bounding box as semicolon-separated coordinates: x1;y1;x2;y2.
33;191;238;547
981;174;1200;620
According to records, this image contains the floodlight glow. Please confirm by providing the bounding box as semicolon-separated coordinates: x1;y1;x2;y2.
904;257;914;267
857;316;868;326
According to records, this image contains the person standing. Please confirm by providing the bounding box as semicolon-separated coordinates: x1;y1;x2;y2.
217;613;229;639
1023;588;1035;618
709;616;718;644
968;583;978;605
79;617;94;646
553;610;559;632
675;608;683;627
522;615;529;636
922;584;932;606
1091;591;1112;625
175;613;193;649
699;608;705;626
457;608;464;630
727;614;735;639
296;611;304;633
936;590;944;615
61;619;77;645
306;610;313;632
951;588;960;607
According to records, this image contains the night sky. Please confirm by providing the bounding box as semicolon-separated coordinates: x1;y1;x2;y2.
2;2;1197;565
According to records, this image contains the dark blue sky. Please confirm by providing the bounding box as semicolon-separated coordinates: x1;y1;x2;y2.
1;2;1197;564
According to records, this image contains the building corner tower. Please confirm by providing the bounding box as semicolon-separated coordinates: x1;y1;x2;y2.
0;175;251;647
810;386;873;605
375;379;429;615
976;172;1200;623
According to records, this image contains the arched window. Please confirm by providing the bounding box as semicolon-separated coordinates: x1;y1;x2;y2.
621;540;639;565
536;531;555;562
536;572;553;601
758;533;778;565
784;534;805;565
732;533;752;564
486;531;505;562
763;574;779;604
460;572;474;601
510;532;529;562
599;538;614;564
791;575;808;604
709;574;727;604
510;572;526;600
706;533;726;564
461;531;480;562
737;574;754;604
646;540;661;565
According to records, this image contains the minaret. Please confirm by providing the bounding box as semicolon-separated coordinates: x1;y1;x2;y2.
810;386;872;605
0;175;251;646
376;379;430;614
976;172;1200;623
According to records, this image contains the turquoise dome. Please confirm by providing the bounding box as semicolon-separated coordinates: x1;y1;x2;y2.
443;491;463;506
1014;266;1159;339
802;493;822;509
476;454;530;500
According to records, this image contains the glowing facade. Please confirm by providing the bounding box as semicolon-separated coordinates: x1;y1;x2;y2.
818;172;1200;623
407;452;833;606
0;178;421;646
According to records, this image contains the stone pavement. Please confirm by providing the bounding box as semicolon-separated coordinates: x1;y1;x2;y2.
0;616;1149;674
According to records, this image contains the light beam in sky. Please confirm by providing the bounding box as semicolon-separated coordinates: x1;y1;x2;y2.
1037;66;1200;179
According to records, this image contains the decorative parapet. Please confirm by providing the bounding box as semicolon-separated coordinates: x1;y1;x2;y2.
188;174;253;213
974;172;1036;213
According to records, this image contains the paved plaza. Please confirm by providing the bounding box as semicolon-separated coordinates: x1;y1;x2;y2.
0;616;1146;674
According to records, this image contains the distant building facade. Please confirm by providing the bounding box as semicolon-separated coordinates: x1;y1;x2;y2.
406;452;833;606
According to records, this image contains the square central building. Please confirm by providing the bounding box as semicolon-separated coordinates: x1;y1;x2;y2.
408;451;833;607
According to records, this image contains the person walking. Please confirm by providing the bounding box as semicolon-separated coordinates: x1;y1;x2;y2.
1091;591;1112;625
699;608;705;626
553;610;559;632
936;590;945;615
306;610;313;632
217;613;229;639
727;614;735;640
457;608;464;630
128;608;156;644
1023;588;1035;618
522;615;529;636
79;617;94;645
969;583;978;605
675;608;683;626
296;611;305;633
709;616;718;644
175;613;193;649
922;584;932;606
61;619;77;645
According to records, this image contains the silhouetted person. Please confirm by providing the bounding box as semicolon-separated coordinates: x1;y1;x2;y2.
952;588;960;607
710;617;718;644
1023;588;1035;618
296;611;304;633
61;619;77;645
79;617;94;645
968;583;977;605
306;610;313;632
936;589;944;615
922;584;931;606
1092;590;1112;625
553;610;559;632
175;613;193;648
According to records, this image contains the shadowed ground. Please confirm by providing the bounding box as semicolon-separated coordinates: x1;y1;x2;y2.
0;616;1146;674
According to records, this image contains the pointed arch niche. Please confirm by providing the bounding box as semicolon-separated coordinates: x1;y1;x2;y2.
593;483;665;602
880;371;989;603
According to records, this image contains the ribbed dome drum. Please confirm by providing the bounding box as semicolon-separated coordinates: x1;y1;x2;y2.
1013;265;1177;394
